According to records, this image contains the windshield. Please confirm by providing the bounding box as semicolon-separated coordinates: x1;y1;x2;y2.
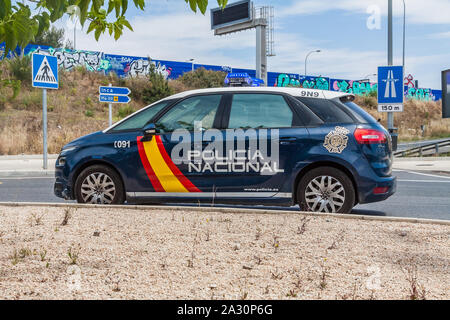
109;101;171;132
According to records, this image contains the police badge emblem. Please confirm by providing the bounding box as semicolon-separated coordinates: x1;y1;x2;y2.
323;126;350;153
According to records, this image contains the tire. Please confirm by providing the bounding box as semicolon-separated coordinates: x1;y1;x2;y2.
297;166;355;213
74;164;125;204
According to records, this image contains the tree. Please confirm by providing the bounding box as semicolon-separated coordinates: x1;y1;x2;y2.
0;0;228;56
178;68;226;89
30;25;65;48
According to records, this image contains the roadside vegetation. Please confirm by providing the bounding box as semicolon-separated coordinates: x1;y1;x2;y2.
0;56;448;154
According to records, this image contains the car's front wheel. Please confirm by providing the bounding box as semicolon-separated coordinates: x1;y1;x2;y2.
297;166;355;213
74;165;125;204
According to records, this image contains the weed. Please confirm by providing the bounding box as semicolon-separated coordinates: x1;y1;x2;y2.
271;269;283;280
402;263;427;300
84;109;94;117
117;104;135;119
319;258;329;290
10;250;20;265
327;230;345;250
297;216;310;235
29;213;44;226
272;235;280;252
255;226;262;240
67;244;81;265
286;289;298;298
19;248;31;259
61;208;72;226
39;249;47;261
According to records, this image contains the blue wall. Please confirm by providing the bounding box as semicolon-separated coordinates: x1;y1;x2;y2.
0;42;442;102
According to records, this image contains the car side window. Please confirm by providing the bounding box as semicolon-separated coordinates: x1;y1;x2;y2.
296;97;354;123
110;101;169;131
156;95;222;133
228;94;293;129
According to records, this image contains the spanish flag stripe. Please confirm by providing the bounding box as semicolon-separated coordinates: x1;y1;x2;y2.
154;135;201;193
144;136;188;192
137;136;164;192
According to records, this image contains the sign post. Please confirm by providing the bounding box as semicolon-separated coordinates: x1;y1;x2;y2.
32;53;59;170
442;69;450;118
99;85;131;126
378;65;404;151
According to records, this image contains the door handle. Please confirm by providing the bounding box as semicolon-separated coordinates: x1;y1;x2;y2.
280;137;298;145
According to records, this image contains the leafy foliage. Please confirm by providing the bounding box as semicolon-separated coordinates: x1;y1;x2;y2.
6;55;32;85
177;67;227;89
0;0;228;57
117;104;135;119
141;63;174;105
31;25;66;48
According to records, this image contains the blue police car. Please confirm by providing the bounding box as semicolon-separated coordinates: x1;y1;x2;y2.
54;87;396;213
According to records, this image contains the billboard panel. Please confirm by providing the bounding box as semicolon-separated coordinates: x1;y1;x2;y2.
442;69;450;118
211;0;252;30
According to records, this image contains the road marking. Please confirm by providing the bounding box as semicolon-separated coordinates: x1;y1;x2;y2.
398;179;450;183
400;170;450;180
0;176;54;180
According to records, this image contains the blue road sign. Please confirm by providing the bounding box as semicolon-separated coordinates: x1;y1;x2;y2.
378;66;404;105
99;86;131;95
99;94;131;103
32;54;58;89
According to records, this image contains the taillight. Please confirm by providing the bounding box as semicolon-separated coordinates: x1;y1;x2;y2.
373;186;389;194
354;128;387;144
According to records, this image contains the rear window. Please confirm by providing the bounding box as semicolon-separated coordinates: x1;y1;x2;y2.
339;101;378;124
296;97;354;123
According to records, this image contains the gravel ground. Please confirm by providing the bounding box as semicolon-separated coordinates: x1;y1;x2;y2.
0;205;448;300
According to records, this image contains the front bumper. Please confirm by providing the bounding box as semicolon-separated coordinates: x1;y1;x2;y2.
54;155;73;200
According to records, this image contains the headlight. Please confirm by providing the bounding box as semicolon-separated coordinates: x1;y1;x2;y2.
61;146;77;153
60;145;77;154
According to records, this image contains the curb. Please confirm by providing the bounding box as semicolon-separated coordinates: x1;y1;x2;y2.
1;202;449;226
0;171;55;178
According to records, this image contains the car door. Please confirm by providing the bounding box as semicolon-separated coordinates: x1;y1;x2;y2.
103;100;173;194
134;94;225;201
212;92;310;199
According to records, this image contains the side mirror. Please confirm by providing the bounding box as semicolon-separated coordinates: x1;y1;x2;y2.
143;123;157;136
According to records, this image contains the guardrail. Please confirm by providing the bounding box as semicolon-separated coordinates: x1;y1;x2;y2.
394;138;450;157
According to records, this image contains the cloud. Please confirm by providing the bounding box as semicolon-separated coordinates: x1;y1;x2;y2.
429;31;450;39
278;0;450;25
57;0;447;88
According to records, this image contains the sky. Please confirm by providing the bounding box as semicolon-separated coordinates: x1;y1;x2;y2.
55;0;450;89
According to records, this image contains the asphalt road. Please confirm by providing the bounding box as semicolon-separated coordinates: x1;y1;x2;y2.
0;170;449;220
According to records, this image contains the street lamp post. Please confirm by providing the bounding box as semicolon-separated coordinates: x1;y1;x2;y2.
304;50;321;76
187;58;195;72
402;0;406;70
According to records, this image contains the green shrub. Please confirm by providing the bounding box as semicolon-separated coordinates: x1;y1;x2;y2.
177;68;227;89
7;55;32;85
85;109;94;117
117;105;135;119
141;63;174;105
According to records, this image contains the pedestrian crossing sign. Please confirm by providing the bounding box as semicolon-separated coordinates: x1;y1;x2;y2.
32;53;58;89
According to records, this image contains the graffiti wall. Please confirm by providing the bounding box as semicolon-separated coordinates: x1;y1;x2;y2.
330;79;377;96
0;42;442;101
273;73;330;90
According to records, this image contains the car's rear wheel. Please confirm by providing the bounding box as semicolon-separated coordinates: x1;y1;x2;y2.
75;165;124;204
297;166;355;213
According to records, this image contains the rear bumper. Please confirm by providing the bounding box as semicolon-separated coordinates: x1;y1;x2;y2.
358;175;396;204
